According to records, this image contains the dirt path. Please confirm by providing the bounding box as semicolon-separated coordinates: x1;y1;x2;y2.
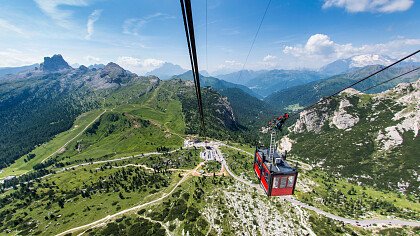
41;110;108;163
0;110;108;182
56;163;201;236
2;145;190;194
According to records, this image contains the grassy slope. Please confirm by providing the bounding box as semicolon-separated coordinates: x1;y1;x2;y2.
0;147;202;235
0;109;104;178
52;111;183;165
0;80;197;235
1;79;186;178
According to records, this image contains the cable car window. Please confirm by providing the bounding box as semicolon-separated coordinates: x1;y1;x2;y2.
280;177;287;188
287;176;294;187
273;176;279;188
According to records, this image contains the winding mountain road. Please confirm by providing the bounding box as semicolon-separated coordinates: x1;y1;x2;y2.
41;109;108;163
217;143;420;228
7;137;415;235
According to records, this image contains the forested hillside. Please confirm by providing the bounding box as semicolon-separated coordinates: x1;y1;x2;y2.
245;69;324;97
173;71;261;98
0;56;158;169
0;56;267;170
287;80;420;195
265;65;420;113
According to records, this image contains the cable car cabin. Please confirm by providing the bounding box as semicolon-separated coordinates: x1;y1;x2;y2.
254;148;298;196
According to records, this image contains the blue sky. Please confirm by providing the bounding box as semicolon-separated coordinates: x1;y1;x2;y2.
0;0;419;74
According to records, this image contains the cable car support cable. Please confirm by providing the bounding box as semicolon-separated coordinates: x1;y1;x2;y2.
237;0;272;83
180;0;206;135
361;66;420;93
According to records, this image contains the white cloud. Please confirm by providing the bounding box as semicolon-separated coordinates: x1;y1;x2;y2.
0;49;40;67
283;34;420;68
217;60;242;69
85;9;102;40
0;19;27;36
116;56;164;74
323;0;414;13
84;55;101;63
263;54;277;62
123;13;175;36
34;0;92;27
261;54;278;68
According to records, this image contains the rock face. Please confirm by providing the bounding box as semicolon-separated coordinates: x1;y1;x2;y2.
331;98;359;130
100;62;130;84
289;80;419;194
375;80;420;151
376;127;404;151
215;96;238;130
40;54;71;71
294;102;330;133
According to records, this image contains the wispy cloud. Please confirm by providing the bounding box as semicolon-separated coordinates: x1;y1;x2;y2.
123;13;175;36
116;56;165;74
85;9;102;40
84;55;101;63
220;27;240;36
323;0;414;13
0;49;40;67
0;19;27;36
34;0;92;27
215;60;242;73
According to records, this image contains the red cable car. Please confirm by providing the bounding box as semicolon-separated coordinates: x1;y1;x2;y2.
254;147;298;196
254;115;298;196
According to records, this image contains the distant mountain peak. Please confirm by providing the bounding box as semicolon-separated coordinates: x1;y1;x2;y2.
349;54;392;68
146;62;186;80
40;54;71;72
320;54;393;75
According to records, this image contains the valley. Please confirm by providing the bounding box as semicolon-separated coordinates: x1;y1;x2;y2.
1;0;419;234
0;55;419;236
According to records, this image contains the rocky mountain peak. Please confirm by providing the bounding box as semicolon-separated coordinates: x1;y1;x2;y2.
102;62;126;77
40;54;71;72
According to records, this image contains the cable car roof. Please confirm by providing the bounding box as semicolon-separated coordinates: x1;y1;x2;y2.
257;149;296;175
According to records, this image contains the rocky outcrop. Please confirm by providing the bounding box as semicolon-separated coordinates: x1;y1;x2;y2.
376;127;403;151
375;80;419;151
100;62;131;84
215;96;238;130
294;100;330;133
279;136;293;152
40;54;71;71
331;98;359;130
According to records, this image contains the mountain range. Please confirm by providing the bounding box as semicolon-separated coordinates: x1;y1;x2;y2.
0;55;263;169
264;64;420;112
0;64;39;77
171;70;262;98
0;54;419;236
